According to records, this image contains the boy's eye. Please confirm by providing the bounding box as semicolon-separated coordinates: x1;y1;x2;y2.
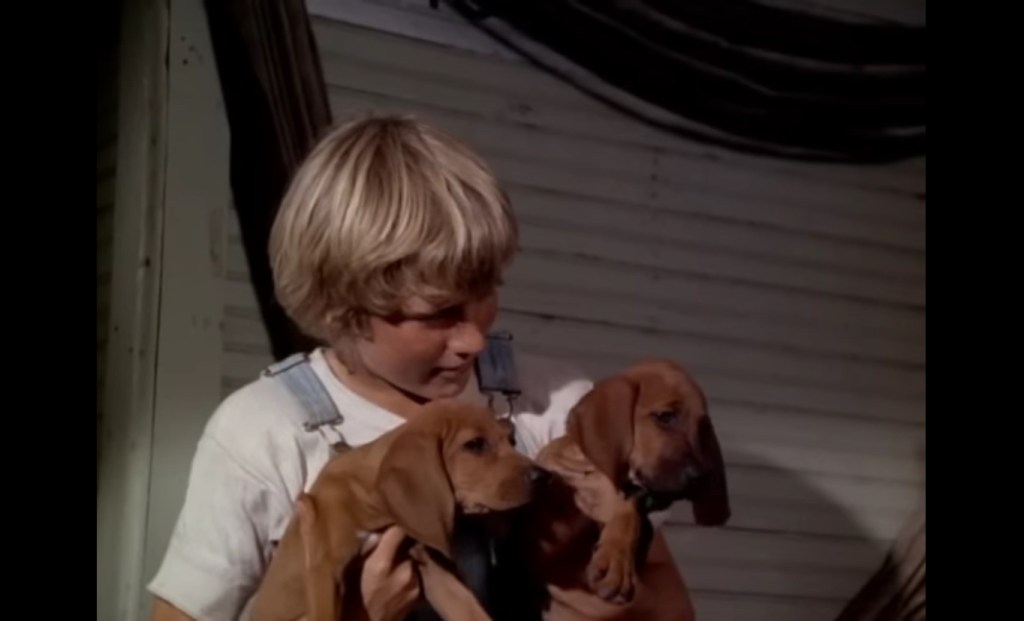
416;305;464;326
429;305;462;320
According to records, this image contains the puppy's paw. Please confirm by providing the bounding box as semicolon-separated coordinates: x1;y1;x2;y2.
586;540;636;605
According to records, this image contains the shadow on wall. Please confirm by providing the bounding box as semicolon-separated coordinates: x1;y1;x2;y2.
663;445;919;621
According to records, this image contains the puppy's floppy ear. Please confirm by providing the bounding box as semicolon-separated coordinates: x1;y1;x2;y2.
567;376;638;486
377;430;455;559
689;414;730;526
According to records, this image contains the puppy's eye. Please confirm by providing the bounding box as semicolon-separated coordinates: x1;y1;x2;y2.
463;437;489;453
653;409;679;425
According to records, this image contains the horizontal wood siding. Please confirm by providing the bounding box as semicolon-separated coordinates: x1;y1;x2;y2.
217;4;925;618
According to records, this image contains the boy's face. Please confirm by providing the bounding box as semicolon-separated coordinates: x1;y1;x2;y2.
354;288;500;401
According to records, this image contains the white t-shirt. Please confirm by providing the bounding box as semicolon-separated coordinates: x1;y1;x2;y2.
147;348;594;620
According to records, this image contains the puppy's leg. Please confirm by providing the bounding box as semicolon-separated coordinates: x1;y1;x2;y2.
536;439;635;602
296;494;338;621
586;496;642;605
297;493;361;621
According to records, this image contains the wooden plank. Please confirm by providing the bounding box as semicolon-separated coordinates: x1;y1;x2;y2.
503;253;925;339
690;590;844;621
667;524;884;572
683;559;867;600
723;441;921;484
712;401;922;458
506;185;925;280
492;149;926;252
725;465;920;515
665;482;921;541
498;284;924;365
518;221;924;306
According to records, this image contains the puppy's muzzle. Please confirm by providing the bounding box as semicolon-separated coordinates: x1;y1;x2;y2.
630;462;706;500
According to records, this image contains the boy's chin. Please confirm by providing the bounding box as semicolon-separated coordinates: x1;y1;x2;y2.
422;375;472;400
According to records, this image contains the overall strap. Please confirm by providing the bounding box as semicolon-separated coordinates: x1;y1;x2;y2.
475;331;522;415
262;352;343;432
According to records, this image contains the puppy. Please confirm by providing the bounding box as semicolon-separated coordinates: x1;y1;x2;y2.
528;359;730;605
248;400;544;621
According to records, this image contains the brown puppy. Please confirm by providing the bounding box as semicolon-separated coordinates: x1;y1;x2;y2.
529;359;730;605
248;400;543;621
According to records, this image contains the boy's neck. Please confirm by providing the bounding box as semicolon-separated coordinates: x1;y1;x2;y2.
323;348;428;419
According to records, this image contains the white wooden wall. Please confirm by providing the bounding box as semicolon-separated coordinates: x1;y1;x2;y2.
99;0;168;618
140;1;926;619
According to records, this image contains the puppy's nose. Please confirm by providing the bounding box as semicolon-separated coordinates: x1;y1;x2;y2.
529;466;551;485
680;463;706;489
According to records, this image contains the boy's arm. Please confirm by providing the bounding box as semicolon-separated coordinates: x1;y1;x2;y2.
151;598;196;621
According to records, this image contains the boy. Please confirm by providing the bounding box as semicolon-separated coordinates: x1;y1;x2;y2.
149;115;694;621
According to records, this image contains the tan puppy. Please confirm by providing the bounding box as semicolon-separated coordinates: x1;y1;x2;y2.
529;359;730;605
248;400;544;621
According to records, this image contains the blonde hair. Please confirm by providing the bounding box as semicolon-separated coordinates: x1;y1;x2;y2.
269;114;518;342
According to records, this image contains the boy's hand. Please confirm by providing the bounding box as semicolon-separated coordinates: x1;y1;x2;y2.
359;526;420;621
